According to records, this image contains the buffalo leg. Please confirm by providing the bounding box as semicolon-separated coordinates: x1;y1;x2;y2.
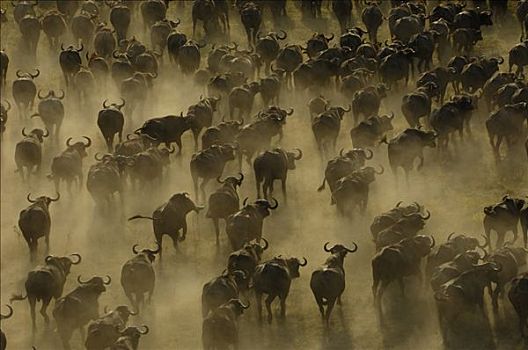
265;294;276;324
281;179;287;202
212;218;220;245
125;291;137;311
256;291;263;321
29;296;37;332
325;298;336;325
313;294;324;319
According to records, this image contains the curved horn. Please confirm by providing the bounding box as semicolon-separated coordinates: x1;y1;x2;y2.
138;325;149;334
323;242;331;252
148;242;161;255
2;100;11;112
117;98;125;109
239;300;250;309
447;232;456;241
364;148;373;159
216;176;225;184
325;33;335;41
243;197;248;206
0;305;13;320
66;137;73;147
293;148;303;160
299;257;308;266
269;197;279;209
49;192;60;202
343;104;352;112
478;234;490;248
16;69;25;78
103;275;111;285
103;99;110;108
77;43;84;52
429;235;436;248
57;89;65;99
339;148;345;157
69;253;81;264
237;172;244;184
94;152;106;161
38;89;49;99
388;111;395;120
83;136;92;147
30;113;41;120
61;43;65;51
286;108;294;115
346;242;358;253
27;193;36;203
497;56;504;64
31;69;40;78
396;201;403;207
274;30;286;40
374;165;384;175
260;237;269;250
132;244;140;254
22;127;28;137
421;209;431;220
42;129;49;137
77;275;89;284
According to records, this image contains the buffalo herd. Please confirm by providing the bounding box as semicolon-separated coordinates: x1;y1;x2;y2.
0;0;528;349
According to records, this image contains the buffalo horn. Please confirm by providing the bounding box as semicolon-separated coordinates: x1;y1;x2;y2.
0;305;13;320
299;257;308;266
365;148;373;159
293;148;303;160
260;237;269;250
346;242;358;253
447;232;456;241
421;210;431;220
69;253;82;264
138;325;149;334
27;193;36;203
83;136;92;147
132;244;140;254
103;275;112;285
269;197;279;209
323;242;331;252
49;192;60;201
429;236;436;248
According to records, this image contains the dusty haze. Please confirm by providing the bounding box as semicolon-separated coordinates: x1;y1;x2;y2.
1;1;528;349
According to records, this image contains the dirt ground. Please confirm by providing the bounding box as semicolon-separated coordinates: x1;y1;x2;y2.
1;1;528;349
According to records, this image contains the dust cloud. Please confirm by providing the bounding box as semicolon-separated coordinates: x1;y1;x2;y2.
1;1;527;350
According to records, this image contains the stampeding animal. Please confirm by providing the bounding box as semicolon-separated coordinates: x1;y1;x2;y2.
53;275;111;350
426;233;487;280
509;273;528;338
381;128;437;181
350;113;395;148
227;238;269;279
59;44;83;88
226;198;278;250
98;99;126;152
18;192;59;261
372;235;435;312
32;89;65;141
312;106;350;156
187;96;221;149
239;2;262;48
202;299;249;350
351;84;388;124
49;136;92;194
87;153;134;205
434;262;501;344
10;253;81;331
190;144;236;200
201;119;243;149
485;246;528;310
207;173;244;245
15;128;48;181
121;244;160;312
373;209;430;251
254;256;307;323
317;148;374;195
110;325;149;350
236;106;293;168
486;102;528;158
253;147;302;199
85;305;137;350
310;242;357;324
135;113;192;154
128;193;204;255
331;166;384;216
202;270;248;317
483;195;526;249
12;69;39;119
